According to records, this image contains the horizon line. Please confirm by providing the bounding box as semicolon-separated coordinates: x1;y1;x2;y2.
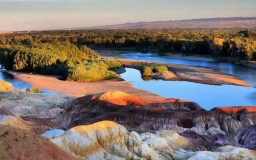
2;16;256;32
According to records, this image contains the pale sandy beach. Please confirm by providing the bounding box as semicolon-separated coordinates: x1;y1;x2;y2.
5;70;166;100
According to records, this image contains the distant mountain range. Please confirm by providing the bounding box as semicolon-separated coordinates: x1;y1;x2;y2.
85;17;256;29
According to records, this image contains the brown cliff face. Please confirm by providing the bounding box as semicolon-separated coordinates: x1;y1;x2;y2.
0;125;76;160
50;91;256;151
57;91;203;131
1;91;256;153
57;91;256;134
98;91;201;110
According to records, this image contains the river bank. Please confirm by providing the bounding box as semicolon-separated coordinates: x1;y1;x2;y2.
120;59;252;87
96;49;256;69
2;54;253;100
3;70;165;100
95;49;214;62
1;54;254;110
213;57;256;69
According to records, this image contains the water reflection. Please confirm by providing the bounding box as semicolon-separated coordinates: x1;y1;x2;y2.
121;53;256;87
121;68;256;110
247;91;256;104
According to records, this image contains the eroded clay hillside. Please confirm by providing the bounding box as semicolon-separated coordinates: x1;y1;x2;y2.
1;89;256;159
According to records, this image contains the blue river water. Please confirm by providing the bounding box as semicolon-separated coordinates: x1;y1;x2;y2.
120;53;256;110
0;53;255;109
121;53;256;87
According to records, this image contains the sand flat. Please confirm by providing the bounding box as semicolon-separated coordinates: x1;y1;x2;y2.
121;60;252;87
3;57;252;101
5;70;165;100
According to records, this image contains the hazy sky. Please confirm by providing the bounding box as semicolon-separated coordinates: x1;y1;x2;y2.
1;0;256;31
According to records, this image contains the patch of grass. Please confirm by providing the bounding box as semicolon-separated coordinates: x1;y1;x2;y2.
26;87;42;93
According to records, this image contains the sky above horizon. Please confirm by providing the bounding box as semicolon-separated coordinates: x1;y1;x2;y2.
1;0;256;31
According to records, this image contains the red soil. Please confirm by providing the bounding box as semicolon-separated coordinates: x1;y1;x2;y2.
99;91;191;109
0;125;76;160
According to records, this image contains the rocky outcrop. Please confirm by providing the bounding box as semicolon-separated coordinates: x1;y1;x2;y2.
47;91;256;151
235;125;256;149
172;145;256;160
0;125;76;160
1;91;255;148
97;91;201;110
214;107;256;135
0;92;74;134
217;106;256;114
43;121;256;160
42;121;193;159
56;91;203;131
0;92;73;117
1;90;256;158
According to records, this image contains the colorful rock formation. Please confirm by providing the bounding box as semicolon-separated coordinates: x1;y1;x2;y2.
1;90;256;159
43;121;256;160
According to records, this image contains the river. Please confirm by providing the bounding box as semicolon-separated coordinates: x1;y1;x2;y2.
121;53;256;87
0;53;255;109
120;53;256;110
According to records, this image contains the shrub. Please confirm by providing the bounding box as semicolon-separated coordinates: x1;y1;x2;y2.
26;87;42;93
142;76;153;81
67;62;119;82
0;80;14;91
153;65;168;73
141;66;153;76
104;59;122;70
140;65;168;76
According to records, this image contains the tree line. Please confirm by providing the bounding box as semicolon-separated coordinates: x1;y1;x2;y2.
0;29;255;61
0;41;122;81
